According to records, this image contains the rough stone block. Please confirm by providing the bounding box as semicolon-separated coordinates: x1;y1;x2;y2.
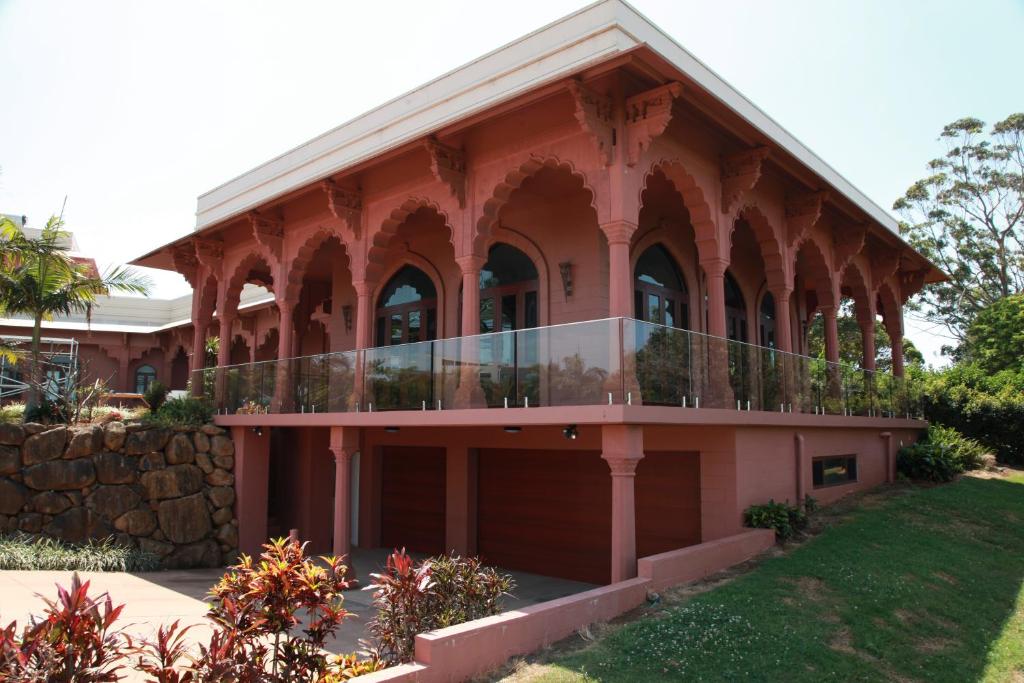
22;427;68;465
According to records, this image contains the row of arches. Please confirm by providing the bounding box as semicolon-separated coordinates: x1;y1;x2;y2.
192;159;905;384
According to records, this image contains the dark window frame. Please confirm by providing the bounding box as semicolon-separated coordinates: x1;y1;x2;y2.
812;455;858;488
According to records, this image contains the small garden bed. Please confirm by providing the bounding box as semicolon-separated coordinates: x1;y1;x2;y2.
0;533;159;571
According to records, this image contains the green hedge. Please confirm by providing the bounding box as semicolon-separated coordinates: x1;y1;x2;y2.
922;364;1024;464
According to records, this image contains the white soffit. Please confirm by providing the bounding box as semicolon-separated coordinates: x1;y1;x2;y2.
195;0;901;236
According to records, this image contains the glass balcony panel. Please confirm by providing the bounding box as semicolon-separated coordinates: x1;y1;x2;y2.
626;319;692;407
516;319;621;407
364;341;434;411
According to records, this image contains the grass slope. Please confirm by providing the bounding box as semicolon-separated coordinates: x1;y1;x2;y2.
510;474;1024;682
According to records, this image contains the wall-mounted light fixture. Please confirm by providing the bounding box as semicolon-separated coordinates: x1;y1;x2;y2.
384;426;400;433
558;261;573;298
562;424;578;440
252;426;263;436
503;426;522;433
342;304;353;332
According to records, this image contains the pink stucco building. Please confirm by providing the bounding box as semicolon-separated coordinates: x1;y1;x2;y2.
130;1;941;587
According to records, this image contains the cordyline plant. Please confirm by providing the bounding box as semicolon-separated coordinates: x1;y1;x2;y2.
0;573;126;682
364;549;513;664
197;536;356;682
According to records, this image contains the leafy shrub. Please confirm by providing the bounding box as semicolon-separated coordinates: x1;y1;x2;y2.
199;537;358;681
923;364;1024;464
743;499;812;541
897;424;988;482
0;572;128;682
147;396;213;428
897;442;961;482
23;396;67;424
143;380;169;412
0;402;24;424
0;534;159;571
366;549;514;663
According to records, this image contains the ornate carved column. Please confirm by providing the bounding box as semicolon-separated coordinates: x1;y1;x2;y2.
821;305;842;412
454;255;486;408
602;425;644;583
600;220;638;319
215;314;236;410
271;300;296;412
702;258;729;338
329;426;358;580
701;258;732;407
858;315;876;371
821;305;840;365
887;314;905;378
353;281;374;351
768;286;794;353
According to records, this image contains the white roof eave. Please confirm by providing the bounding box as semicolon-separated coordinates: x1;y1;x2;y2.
194;0;901;237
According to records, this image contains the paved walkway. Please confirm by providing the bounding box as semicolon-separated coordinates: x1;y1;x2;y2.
0;549;593;660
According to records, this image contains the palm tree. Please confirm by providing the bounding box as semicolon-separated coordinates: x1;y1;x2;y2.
0;215;152;410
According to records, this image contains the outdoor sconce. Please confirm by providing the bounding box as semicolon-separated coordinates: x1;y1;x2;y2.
503;426;522;433
559;261;573;298
563;424;578;440
252;426;263;436
384;426;400;433
342;304;353;332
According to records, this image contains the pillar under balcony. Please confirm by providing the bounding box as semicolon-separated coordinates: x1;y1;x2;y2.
231;425;270;557
601;424;644;583
329;426;358;580
445;445;478;556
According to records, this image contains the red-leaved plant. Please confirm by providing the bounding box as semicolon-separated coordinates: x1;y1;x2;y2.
0;573;126;682
364;549;513;664
200;536;356;681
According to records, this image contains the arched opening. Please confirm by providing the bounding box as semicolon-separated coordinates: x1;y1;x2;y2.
169;347;189;390
724;272;747;343
229;335;251;365
376;265;438;345
634;244;689;329
759;292;776;349
134;364;157;394
478;243;539;333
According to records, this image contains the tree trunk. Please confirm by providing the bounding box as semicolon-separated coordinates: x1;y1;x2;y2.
27;314;43;411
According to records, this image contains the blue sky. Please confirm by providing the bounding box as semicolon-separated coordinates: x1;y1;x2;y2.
1;0;1021;363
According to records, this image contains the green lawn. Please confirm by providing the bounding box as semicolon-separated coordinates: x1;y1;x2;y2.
504;473;1024;682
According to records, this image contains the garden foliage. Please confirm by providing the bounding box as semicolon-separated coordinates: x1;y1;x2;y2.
147;396;213;428
365;549;514;663
743;498;815;541
897;424;989;482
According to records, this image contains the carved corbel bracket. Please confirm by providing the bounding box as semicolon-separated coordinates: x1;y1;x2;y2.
834;222;868;274
869;243;901;290
624;82;683;167
322;180;362;239
249;211;284;261
424;137;466;208
721;146;769;214
193;238;223;274
785;191;828;248
171;243;199;287
568;80;614;166
898;268;927;304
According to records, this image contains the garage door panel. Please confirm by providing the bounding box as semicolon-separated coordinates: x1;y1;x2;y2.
381;446;446;555
477;449;610;584
636;451;701;558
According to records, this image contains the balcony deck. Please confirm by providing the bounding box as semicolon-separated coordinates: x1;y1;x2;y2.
198;317;924;428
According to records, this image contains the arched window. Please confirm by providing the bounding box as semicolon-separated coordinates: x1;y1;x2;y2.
376;266;437;345
135;365;157;394
724;272;747;343
759;292;776;349
478;243;539;333
634;245;689;328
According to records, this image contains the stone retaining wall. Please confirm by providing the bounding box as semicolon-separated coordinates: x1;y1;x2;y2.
0;421;237;568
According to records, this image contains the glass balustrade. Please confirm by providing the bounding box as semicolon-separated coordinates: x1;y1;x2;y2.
193;318;922;419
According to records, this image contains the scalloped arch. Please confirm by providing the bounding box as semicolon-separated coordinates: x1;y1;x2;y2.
840;258;873;316
643;160;719;262
366;197;454;282
730;204;787;287
283;227;350;304
223;252;276;314
474;155;600;257
794;234;836;308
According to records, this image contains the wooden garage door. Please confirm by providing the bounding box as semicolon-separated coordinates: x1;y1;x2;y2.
380;446;446;555
636;451;701;558
477;449;611;585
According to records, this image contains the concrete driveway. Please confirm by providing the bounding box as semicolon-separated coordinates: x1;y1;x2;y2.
0;549;594;658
